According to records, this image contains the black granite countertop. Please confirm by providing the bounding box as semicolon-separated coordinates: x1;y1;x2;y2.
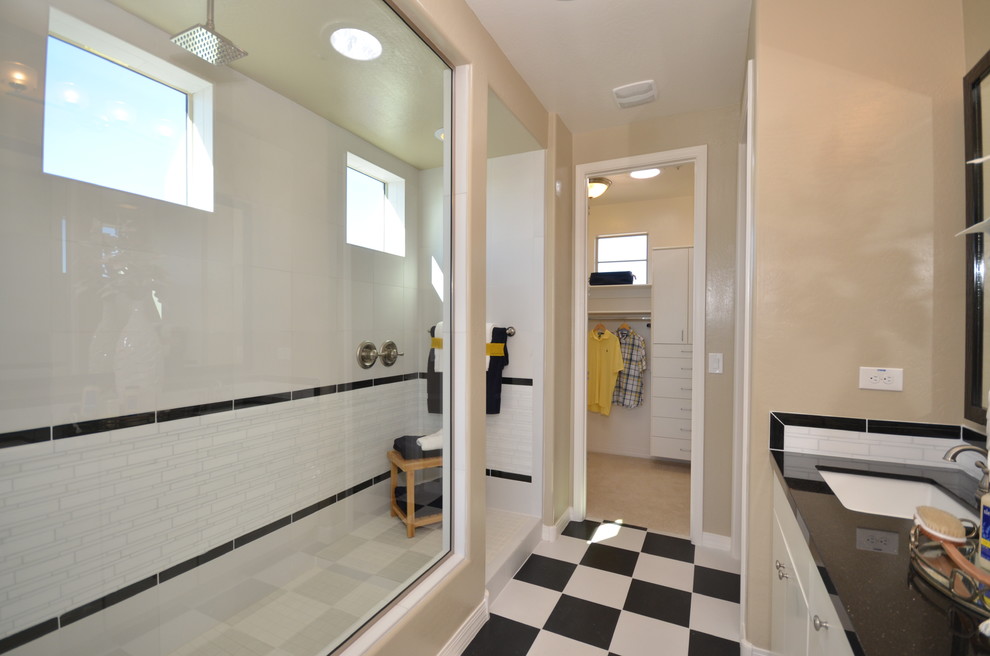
771;449;990;656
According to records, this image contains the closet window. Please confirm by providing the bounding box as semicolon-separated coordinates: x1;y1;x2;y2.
596;233;647;284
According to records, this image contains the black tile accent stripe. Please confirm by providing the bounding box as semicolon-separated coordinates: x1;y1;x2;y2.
52;412;156;440
0;427;50;448
486;468;532;483
770;412;980;444
866;419;961;440
0;470;393;655
0;373;424;451
0;619;58;653
338;379;374;392
771;412;866;433
233;392;292;410
502;377;534;386
157;401;233;423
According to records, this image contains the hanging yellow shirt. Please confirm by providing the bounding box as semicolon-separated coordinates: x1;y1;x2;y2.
587;329;625;416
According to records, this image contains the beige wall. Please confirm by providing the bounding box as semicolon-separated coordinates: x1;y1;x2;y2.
964;0;990;69
745;0;966;647
587;196;695;273
575;106;741;537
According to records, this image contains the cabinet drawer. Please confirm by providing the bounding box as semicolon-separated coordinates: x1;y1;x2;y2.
651;436;691;460
652;397;692;419
652;416;692;439
652;357;692;378
652;377;692;399
652;343;693;358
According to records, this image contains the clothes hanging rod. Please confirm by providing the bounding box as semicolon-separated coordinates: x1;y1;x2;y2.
588;310;651;318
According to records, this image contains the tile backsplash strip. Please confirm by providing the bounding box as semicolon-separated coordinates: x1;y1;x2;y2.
0;375;434;649
770;411;986;468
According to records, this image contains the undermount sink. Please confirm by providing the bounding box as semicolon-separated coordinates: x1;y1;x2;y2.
818;469;977;522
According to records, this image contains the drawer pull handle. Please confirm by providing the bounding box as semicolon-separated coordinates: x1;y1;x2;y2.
680;428;690;432
775;560;784;570
778;568;788;580
680;387;691;391
813;616;829;632
680;448;690;452
680;408;690;412
681;367;691;371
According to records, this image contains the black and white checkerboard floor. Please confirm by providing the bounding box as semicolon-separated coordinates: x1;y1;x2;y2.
465;520;740;656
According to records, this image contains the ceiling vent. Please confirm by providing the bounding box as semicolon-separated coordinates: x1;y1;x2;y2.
612;80;656;109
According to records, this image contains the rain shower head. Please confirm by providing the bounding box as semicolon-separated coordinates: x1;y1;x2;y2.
171;0;246;66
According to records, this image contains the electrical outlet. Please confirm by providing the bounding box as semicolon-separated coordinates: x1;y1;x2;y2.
855;527;899;554
858;367;903;391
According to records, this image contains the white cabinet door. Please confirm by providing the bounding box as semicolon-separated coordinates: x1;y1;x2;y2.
772;513;810;656
806;569;854;656
650;247;692;344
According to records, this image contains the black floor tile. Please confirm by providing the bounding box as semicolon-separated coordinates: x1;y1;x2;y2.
543;594;621;650
562;519;602;541
580;543;639;576
463;615;540;655
642;532;695;563
687;630;739;655
622;578;692;627
514;553;577;591
693;566;740;603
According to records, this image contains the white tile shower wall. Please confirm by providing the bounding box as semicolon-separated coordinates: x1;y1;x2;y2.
781;424;970;468
0;379;428;642
485;385;533;477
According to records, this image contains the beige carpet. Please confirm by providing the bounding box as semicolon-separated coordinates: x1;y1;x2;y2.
586;451;690;536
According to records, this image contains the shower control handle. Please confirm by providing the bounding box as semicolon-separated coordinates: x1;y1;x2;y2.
379;340;404;367
356;341;378;369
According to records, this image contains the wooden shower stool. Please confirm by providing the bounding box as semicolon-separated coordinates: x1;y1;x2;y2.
388;449;443;537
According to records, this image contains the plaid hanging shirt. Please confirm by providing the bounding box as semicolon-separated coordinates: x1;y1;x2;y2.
612;327;647;409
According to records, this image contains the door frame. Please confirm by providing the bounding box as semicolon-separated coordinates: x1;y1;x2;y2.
572;145;708;545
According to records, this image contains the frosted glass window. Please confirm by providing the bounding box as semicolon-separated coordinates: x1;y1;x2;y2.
346;152;405;256
597;233;647;283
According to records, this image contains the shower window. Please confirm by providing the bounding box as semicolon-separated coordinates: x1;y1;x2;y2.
42;9;214;211
346;152;406;256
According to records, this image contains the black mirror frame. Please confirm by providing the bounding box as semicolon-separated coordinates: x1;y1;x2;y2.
965;47;990;424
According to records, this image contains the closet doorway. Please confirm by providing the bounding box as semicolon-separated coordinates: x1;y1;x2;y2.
573;147;707;544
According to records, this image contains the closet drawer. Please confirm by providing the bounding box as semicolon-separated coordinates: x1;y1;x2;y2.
653;344;693;358
653;357;692;378
652;377;692;399
651;436;692;460
652;417;692;439
652;397;692;419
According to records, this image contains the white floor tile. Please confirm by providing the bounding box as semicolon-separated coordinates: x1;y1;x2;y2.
586;523;647;553
632;552;694;592
609;611;690;656
689;593;741;641
693;546;741;574
489;579;563;629
527;630;609;656
532;536;590;564
562;566;633;608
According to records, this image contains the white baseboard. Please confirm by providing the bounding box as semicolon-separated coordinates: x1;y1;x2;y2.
739;638;773;656
438;590;489;656
543;507;573;541
702;531;732;551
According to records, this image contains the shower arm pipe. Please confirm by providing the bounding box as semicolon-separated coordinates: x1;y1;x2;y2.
206;0;216;30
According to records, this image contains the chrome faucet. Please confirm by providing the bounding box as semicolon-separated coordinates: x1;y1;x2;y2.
943;444;990;496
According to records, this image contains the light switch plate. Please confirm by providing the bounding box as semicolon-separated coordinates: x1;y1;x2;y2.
708;352;723;374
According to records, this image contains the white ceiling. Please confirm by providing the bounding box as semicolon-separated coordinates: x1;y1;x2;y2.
464;0;753;135
591;163;694;207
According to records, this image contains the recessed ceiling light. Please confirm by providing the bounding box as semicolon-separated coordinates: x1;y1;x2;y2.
330;28;382;61
630;168;661;179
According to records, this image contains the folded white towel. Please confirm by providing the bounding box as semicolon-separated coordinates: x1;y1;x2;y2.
417;430;443;451
486;322;494;371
